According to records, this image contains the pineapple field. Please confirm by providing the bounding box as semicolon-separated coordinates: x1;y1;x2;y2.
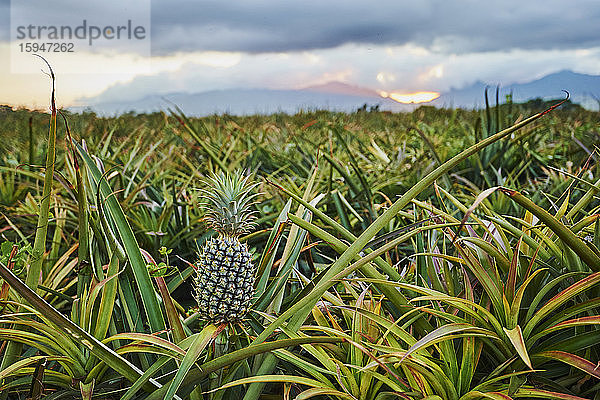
1;78;600;400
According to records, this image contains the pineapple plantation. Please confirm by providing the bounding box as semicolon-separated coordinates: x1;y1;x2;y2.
0;84;600;400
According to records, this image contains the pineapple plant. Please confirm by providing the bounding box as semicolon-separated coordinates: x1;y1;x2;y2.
194;170;260;323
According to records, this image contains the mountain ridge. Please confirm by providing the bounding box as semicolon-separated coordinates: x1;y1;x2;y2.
71;70;600;116
433;70;599;109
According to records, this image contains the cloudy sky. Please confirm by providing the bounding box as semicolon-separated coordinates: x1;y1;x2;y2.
1;0;599;108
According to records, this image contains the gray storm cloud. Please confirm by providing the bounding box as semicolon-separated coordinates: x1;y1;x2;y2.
148;0;599;54
1;0;599;54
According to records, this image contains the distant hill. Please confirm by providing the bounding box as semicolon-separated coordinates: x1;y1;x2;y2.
71;70;600;116
303;82;381;98
70;85;413;116
432;70;600;109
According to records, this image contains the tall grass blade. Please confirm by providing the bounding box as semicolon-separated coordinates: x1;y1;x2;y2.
163;324;224;400
0;57;57;396
500;187;600;271
74;141;166;333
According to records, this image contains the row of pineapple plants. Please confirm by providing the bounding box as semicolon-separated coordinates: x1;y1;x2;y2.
0;68;599;399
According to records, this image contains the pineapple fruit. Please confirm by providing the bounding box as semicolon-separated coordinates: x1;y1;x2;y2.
194;171;259;323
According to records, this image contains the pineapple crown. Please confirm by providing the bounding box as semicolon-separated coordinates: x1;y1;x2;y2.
199;170;260;237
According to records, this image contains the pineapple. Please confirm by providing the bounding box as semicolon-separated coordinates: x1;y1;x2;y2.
194;171;259;323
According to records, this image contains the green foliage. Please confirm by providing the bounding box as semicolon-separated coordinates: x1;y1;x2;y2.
146;246;178;278
0;241;31;278
0;91;599;399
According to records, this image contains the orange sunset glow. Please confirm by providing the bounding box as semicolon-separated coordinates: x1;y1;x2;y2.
379;90;441;104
